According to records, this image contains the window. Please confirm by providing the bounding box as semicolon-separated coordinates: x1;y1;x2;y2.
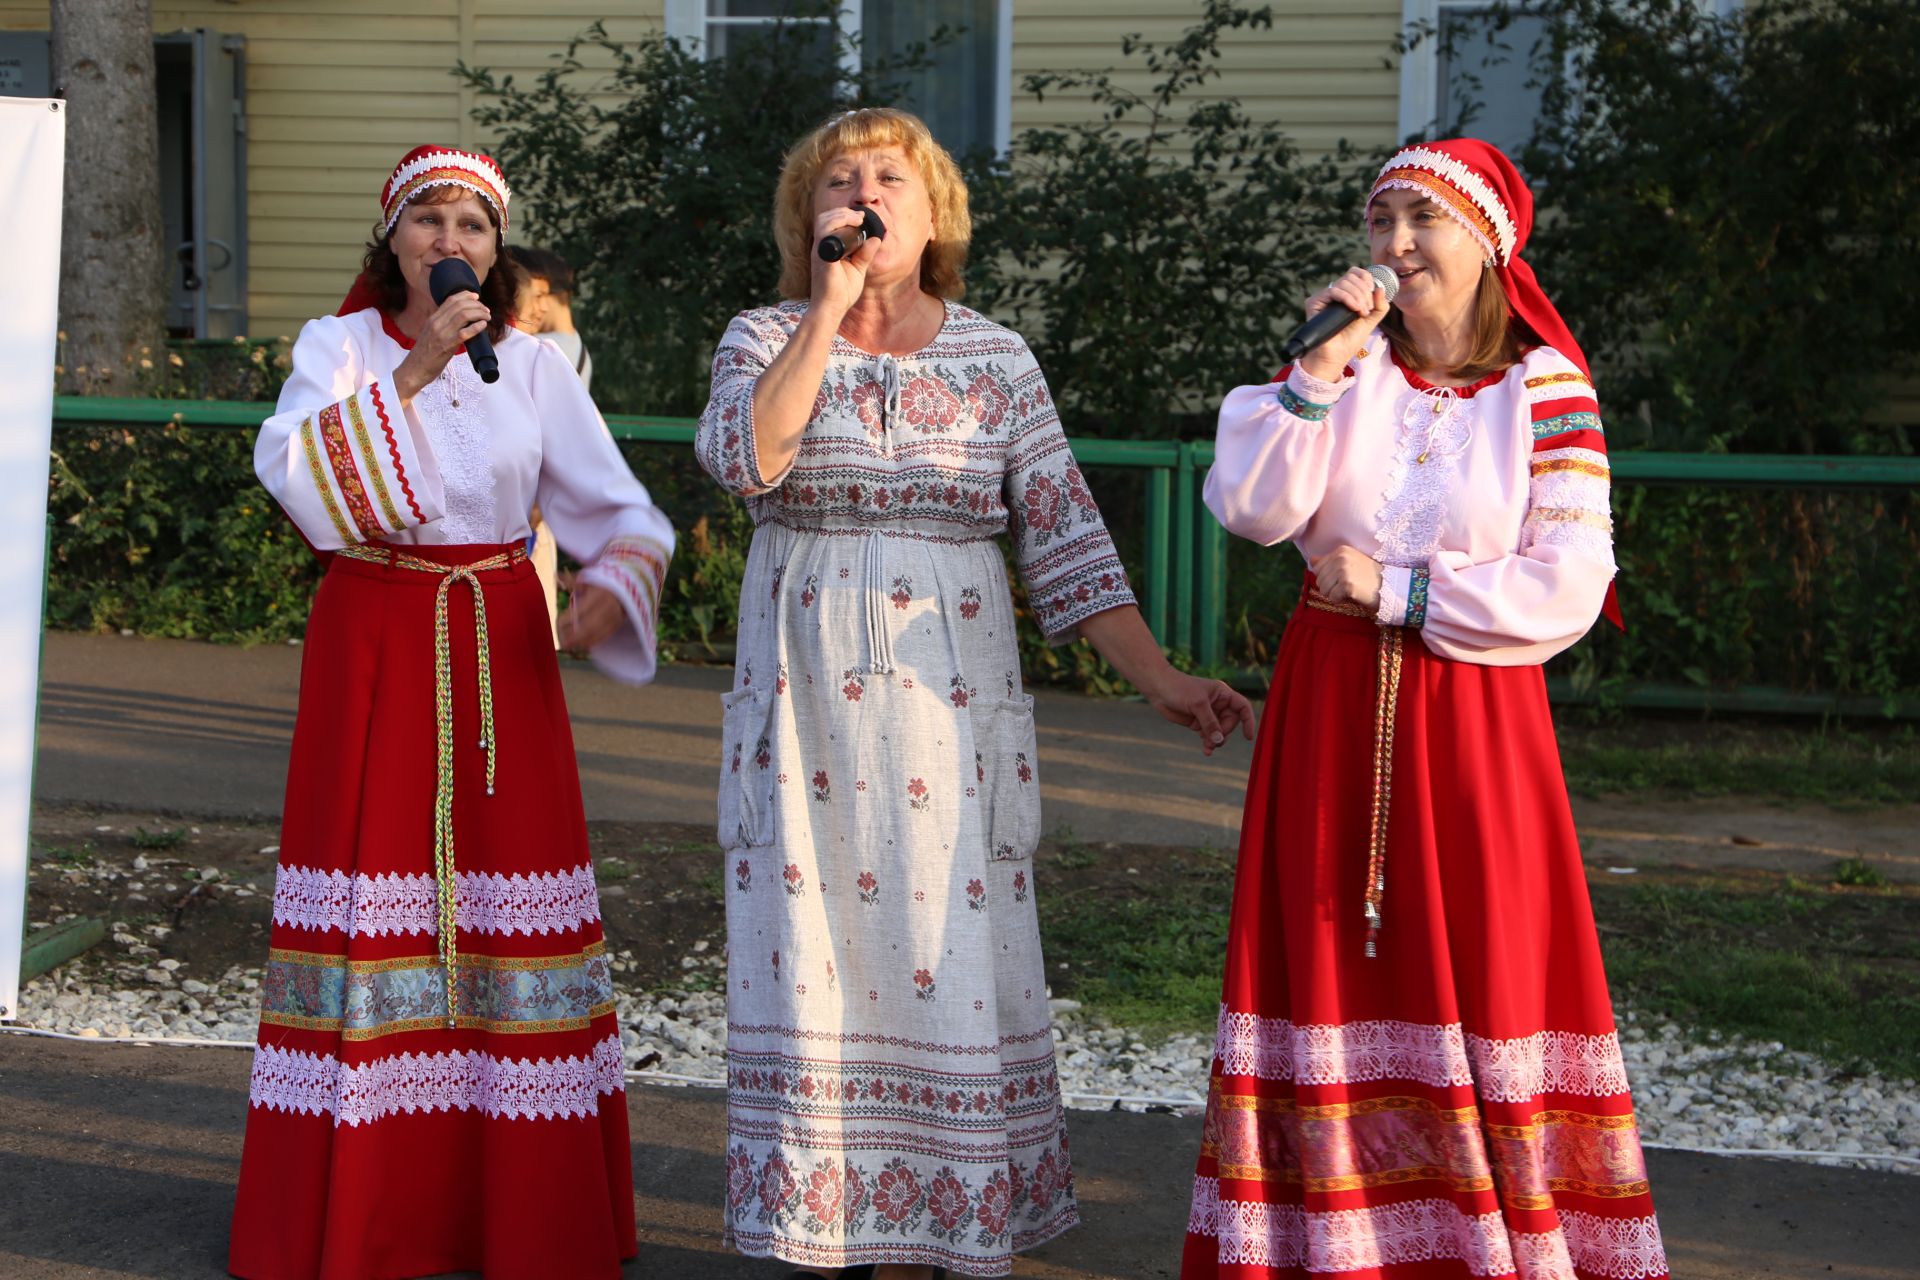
0;28;247;338
1397;0;1547;157
665;0;1011;158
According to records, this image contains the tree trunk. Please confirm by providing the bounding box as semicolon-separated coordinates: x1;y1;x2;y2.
51;0;167;396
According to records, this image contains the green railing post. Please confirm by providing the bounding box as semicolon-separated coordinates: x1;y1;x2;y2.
1142;465;1171;644
1172;444;1196;654
46;397;1920;717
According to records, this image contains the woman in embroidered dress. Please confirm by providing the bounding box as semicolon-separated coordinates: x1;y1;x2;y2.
696;108;1253;1279
1183;139;1668;1280
229;145;674;1280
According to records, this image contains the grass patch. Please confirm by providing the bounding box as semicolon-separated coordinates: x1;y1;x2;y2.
1556;718;1920;805
131;826;187;850
1034;842;1920;1077
1037;848;1231;1038
1590;877;1920;1079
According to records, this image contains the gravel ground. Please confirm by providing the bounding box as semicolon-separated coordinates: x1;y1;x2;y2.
12;936;1918;1175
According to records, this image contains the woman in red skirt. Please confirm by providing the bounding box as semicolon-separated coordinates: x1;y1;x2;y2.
230;146;674;1279
1186;140;1667;1279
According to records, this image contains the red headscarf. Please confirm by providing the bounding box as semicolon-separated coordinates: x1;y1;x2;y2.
1370;139;1622;629
1368;138;1588;379
337;145;513;322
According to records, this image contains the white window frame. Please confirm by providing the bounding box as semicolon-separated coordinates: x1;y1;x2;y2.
665;0;1012;156
1398;0;1744;142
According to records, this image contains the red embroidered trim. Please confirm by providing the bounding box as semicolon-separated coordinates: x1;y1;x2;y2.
368;382;426;524
318;402;384;540
379;311;415;349
1534;428;1608;454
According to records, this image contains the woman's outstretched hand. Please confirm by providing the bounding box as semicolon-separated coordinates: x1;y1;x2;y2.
557;574;624;657
1141;670;1257;757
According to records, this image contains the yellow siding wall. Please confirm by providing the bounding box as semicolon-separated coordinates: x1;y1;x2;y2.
0;1;1404;338
0;1;665;337
1010;0;1404;156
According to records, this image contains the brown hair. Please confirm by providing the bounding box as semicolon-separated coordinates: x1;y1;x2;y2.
773;107;971;302
506;244;576;304
1378;266;1529;382
359;185;521;344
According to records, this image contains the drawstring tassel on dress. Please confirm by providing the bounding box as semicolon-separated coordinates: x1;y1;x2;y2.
337;542;522;1023
861;353;903;676
1306;587;1407;958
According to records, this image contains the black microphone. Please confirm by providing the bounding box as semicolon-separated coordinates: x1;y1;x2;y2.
1277;264;1400;363
427;257;500;384
818;207;887;262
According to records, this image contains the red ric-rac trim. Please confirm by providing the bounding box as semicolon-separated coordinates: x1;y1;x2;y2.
368;382;426;524
318;402;384;540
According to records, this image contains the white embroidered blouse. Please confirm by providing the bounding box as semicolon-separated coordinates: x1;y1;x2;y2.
255;307;675;684
1204;342;1616;666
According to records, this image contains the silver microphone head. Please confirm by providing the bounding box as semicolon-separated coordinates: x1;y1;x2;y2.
1367;263;1400;303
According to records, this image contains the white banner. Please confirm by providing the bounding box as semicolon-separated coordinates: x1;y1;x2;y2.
0;97;65;1020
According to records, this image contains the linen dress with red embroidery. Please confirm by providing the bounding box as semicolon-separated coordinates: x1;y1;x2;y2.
696;300;1132;1275
230;308;673;1280
1184;343;1667;1280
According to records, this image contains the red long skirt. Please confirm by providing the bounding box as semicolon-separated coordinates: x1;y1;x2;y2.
229;543;636;1280
1181;597;1667;1280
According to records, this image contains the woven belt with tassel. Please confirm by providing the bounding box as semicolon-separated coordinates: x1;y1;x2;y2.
337;542;526;1024
1304;590;1406;958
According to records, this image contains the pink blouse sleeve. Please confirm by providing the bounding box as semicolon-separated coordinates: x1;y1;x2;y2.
1386;367;1617;666
1202;364;1350;546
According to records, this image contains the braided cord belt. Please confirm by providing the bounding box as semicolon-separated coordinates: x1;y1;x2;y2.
1304;590;1406;958
337;542;523;1024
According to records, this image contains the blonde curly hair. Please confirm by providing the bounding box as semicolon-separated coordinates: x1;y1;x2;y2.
773;107;972;302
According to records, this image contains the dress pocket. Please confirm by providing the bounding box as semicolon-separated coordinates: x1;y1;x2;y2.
717;687;777;850
971;694;1041;862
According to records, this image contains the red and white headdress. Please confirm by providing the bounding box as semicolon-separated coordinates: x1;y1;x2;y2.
1367;138;1589;379
380;145;512;237
337;145;514;322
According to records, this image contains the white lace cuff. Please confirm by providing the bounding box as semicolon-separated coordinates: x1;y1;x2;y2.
1279;365;1353;421
1376;564;1411;627
1375;564;1430;629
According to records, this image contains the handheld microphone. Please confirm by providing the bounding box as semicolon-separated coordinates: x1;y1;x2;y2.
427;257;500;384
1278;264;1400;363
818;207;887;262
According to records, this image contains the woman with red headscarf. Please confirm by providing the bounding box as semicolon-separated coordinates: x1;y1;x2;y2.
1183;140;1666;1279
228;146;674;1280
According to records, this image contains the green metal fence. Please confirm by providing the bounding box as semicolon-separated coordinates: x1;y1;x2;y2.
50;397;1920;712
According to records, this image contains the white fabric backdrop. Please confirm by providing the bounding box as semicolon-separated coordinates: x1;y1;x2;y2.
0;97;66;1019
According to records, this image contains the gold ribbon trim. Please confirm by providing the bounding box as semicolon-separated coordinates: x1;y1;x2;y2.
1304;589;1405;957
336;542;525;1023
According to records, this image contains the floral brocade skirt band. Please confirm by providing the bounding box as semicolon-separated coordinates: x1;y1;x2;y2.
1182;596;1667;1280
